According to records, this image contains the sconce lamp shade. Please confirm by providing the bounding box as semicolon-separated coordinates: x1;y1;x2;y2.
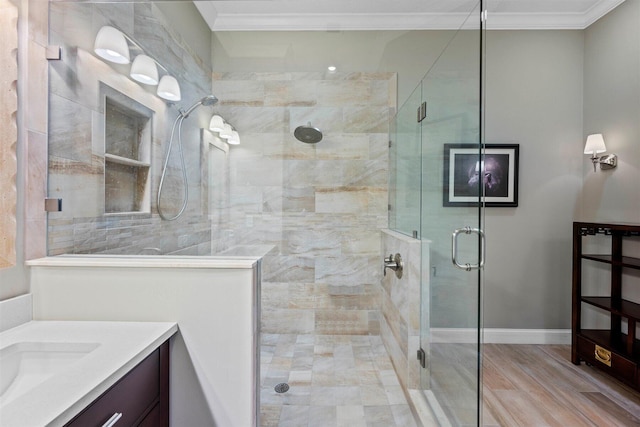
157;75;181;101
209;115;225;132
584;133;607;154
130;55;159;85
94;26;130;64
219;123;234;139
227;130;241;145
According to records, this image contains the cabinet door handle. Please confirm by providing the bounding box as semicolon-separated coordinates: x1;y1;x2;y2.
102;412;123;427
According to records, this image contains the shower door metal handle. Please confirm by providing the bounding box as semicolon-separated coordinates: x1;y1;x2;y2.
452;226;485;271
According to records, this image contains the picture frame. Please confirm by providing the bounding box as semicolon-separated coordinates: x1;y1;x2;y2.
443;144;519;207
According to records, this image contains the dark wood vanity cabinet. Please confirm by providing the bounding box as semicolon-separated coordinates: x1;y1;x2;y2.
64;341;170;427
572;222;640;390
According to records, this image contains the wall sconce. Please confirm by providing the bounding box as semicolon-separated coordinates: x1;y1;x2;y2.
208;115;240;145
209;115;225;132
130;54;158;85
227;130;241;145
584;133;617;172
94;26;180;103
94;26;130;64
157;75;181;102
219;123;234;139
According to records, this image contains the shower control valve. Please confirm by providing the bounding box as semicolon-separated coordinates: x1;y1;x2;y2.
383;253;403;279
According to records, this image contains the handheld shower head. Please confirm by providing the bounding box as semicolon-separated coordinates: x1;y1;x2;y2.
180;95;218;118
200;95;218;106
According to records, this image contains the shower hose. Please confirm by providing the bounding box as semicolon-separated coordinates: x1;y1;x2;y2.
157;114;188;221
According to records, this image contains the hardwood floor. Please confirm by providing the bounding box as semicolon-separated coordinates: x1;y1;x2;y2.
482;344;640;427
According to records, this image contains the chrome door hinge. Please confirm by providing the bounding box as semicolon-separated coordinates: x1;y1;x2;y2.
417;348;426;369
44;198;62;212
417;101;427;123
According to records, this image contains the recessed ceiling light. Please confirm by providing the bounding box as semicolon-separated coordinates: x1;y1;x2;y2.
327;65;337;73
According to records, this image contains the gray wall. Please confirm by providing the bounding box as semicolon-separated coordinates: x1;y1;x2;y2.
480;0;640;329
483;30;584;329
581;0;640;223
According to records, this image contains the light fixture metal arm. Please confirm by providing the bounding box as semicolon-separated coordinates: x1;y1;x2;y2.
591;153;617;171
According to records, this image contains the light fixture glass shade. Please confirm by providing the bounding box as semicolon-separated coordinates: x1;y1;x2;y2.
94;26;130;64
157;75;181;101
227;130;240;145
584;134;607;154
130;55;159;85
219;123;233;139
209;115;225;132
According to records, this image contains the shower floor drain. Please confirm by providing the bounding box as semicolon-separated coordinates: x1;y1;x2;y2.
274;383;290;393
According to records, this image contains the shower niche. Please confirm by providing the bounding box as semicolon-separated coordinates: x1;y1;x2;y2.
103;86;153;215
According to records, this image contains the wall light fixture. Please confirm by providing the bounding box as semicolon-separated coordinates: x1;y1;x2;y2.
209;115;225;132
157;75;181;102
208;116;239;145
219;123;234;139
227;130;241;145
584;133;617;172
130;54;159;85
94;26;130;64
94;26;181;103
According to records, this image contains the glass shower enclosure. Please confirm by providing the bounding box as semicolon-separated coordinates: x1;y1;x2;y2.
390;2;485;425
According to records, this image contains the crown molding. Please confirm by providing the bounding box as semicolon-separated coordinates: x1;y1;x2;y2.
195;0;627;32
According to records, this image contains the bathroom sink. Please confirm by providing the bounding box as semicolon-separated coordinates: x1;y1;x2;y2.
0;342;99;404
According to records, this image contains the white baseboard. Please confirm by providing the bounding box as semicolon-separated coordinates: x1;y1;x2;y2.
431;328;571;345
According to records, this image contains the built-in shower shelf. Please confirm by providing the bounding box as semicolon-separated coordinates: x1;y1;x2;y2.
105;153;150;168
102;86;153;215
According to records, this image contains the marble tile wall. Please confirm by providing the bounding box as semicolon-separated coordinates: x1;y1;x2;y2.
0;0;18;268
23;0;49;262
212;72;396;335
380;229;422;391
46;2;213;255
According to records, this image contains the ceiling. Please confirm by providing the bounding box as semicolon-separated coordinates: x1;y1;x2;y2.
194;0;626;31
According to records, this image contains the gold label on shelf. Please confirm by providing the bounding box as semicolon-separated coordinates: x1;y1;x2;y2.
595;345;612;367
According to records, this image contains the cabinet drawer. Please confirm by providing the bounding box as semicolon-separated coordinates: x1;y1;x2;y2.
577;335;637;385
65;348;160;427
138;403;160;427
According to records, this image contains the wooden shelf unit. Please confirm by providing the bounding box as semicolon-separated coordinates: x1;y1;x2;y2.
572;222;640;390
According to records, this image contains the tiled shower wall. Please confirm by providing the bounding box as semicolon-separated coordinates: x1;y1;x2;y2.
46;2;214;255
212;72;396;334
0;0;17;268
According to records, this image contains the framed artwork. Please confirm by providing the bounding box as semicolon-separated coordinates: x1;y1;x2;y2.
443;144;519;207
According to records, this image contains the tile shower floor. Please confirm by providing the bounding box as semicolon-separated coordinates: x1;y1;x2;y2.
260;333;418;427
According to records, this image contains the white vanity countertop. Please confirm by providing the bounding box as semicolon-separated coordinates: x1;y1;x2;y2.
0;320;178;427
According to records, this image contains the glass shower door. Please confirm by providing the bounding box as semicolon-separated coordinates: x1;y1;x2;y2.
419;2;485;425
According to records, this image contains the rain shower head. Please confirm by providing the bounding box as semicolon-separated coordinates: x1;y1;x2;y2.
180;95;218;118
294;122;323;144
